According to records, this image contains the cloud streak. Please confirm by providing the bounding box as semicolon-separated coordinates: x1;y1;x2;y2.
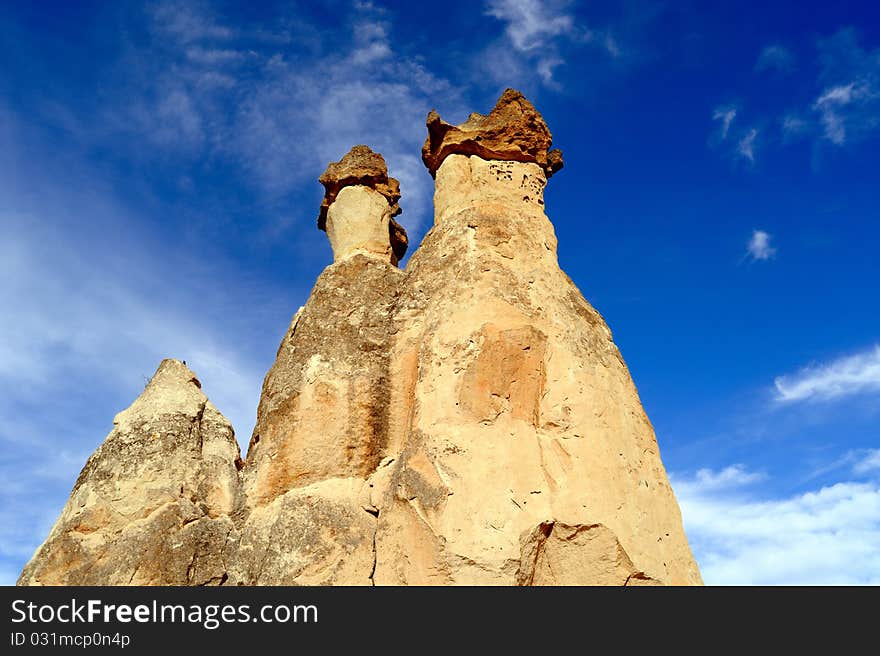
736;127;758;161
774;345;880;402
485;0;574;52
106;0;467;237
712;106;737;140
482;0;619;87
714;28;879;162
756;44;795;73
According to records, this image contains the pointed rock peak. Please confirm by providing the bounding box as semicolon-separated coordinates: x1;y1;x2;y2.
422;88;564;179
113;358;208;430
151;358;202;389
317;145;408;262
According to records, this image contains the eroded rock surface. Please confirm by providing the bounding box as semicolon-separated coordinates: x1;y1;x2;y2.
516;522;661;586
422;88;564;178
242;254;403;506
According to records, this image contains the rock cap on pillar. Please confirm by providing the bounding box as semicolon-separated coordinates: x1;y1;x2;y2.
318;145;408;263
421;88;565;178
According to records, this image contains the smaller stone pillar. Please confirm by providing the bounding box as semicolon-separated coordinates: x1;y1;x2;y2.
318;145;409;265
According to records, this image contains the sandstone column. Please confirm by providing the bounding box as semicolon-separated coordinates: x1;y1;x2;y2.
229;145;407;584
371;89;702;585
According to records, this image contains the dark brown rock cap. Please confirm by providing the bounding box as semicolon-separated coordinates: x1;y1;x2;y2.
421;88;564;179
318;145;408;262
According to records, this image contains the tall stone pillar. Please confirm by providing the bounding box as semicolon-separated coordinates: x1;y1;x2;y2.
370;89;702;585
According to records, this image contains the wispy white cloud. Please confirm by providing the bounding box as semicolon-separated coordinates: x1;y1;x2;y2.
787;28;879;149
781;114;809;140
718;28;879;159
710;106;759;164
745;229;776;260
756;44;795;73
736;127;758;161
712;106;737;140
485;0;574;52
774;345;880;402
689;465;765;491
149;0;236;43
482;0;618;86
816;28;879;132
813;81;874;145
674;465;880;584
853;449;880;475
119;0;461;234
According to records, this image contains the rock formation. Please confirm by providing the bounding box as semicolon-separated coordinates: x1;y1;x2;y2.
18;361;241;585
19;89;702;586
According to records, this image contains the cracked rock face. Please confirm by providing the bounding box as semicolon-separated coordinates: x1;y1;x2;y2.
422;88;564;179
318;145;408;263
18;360;242;585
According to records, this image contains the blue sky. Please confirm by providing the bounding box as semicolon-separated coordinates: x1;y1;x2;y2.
1;0;878;585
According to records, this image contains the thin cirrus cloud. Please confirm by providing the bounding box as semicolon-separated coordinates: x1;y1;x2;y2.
672;464;880;584
755;44;795;73
809;28;880;147
736;127;758;162
774;345;880;402
712;105;737;140
482;0;620;87
484;0;575;52
853;449;880;475
711;106;760;163
745;229;776;261
812;81;874;145
120;0;467;236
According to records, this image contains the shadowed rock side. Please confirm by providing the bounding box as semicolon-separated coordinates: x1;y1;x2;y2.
18;360;242;585
227;146;407;583
227;256;402;585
